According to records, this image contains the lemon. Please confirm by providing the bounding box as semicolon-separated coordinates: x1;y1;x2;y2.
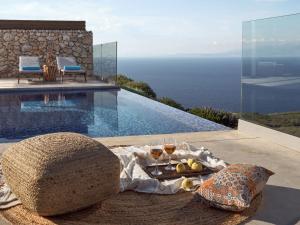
182;178;193;190
176;163;186;173
187;158;195;168
191;162;203;172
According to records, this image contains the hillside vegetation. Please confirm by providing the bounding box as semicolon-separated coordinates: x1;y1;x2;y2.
242;112;300;137
116;74;238;128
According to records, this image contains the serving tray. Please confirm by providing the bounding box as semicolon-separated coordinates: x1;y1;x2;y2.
144;163;216;181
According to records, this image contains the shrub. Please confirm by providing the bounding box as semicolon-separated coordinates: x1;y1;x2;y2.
126;81;157;98
116;74;156;98
116;74;133;86
158;97;185;110
188;107;238;128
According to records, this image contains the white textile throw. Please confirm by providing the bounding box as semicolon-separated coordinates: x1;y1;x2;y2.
111;142;226;194
0;143;226;209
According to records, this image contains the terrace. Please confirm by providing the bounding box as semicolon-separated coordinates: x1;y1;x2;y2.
0;130;299;225
0;15;299;225
0;20;118;92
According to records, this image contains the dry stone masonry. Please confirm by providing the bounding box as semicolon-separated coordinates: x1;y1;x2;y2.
0;29;93;77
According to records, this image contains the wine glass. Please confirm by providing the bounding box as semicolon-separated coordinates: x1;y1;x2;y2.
164;138;177;171
149;142;163;176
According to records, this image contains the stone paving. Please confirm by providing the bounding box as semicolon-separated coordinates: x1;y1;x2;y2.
0;78;117;91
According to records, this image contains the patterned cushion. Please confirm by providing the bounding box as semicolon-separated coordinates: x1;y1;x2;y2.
196;164;274;211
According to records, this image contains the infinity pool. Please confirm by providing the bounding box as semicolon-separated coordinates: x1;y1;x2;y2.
0;89;228;140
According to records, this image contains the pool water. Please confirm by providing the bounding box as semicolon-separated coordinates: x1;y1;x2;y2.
0;89;228;140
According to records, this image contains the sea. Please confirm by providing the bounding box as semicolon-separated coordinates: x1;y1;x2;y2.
118;57;241;112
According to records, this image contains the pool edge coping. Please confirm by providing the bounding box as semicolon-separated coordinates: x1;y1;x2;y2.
0;84;120;93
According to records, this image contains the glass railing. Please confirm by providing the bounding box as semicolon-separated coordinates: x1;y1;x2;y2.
241;13;300;137
93;42;117;84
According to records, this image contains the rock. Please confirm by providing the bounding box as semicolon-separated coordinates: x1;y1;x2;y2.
46;36;55;41
3;33;13;41
83;37;91;45
0;48;6;55
0;65;7;71
86;58;93;64
81;49;87;57
19;37;27;44
63;34;70;41
87;64;93;70
21;44;32;52
65;48;73;55
72;46;78;53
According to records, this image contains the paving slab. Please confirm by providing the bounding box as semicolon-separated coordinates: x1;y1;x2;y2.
0;78;119;93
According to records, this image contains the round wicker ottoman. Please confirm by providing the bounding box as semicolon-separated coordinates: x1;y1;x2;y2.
1;132;120;216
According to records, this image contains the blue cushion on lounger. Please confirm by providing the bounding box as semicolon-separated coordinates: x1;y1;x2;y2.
64;66;81;71
22;66;40;71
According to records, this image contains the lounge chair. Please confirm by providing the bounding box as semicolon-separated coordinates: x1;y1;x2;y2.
18;56;43;84
56;57;87;83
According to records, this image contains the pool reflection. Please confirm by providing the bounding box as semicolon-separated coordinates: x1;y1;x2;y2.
0;90;118;139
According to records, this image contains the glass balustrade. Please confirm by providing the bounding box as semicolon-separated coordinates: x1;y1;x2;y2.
241;13;300;137
93;42;117;84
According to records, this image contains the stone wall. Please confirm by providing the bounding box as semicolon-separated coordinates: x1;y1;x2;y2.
0;29;93;78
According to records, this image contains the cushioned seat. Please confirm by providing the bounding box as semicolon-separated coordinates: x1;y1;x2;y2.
1;132;120;216
56;56;87;82
18;56;43;83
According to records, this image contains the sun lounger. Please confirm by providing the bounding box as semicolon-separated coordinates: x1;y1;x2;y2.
18;56;43;84
56;56;87;83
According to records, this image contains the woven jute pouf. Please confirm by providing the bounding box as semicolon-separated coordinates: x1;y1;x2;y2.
1;132;120;216
0;191;262;225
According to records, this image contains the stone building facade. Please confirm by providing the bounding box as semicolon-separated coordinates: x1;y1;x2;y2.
0;26;93;78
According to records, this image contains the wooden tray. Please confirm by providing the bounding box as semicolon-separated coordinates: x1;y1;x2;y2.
144;163;216;181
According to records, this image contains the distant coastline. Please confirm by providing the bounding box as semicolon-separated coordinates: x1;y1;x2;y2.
118;57;241;112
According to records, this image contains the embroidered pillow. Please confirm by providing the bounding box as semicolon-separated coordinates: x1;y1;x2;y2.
196;164;274;211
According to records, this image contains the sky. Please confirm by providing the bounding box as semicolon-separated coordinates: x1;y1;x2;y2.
0;0;299;57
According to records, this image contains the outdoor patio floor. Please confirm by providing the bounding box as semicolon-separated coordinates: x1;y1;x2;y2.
0;130;299;225
0;78;119;92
